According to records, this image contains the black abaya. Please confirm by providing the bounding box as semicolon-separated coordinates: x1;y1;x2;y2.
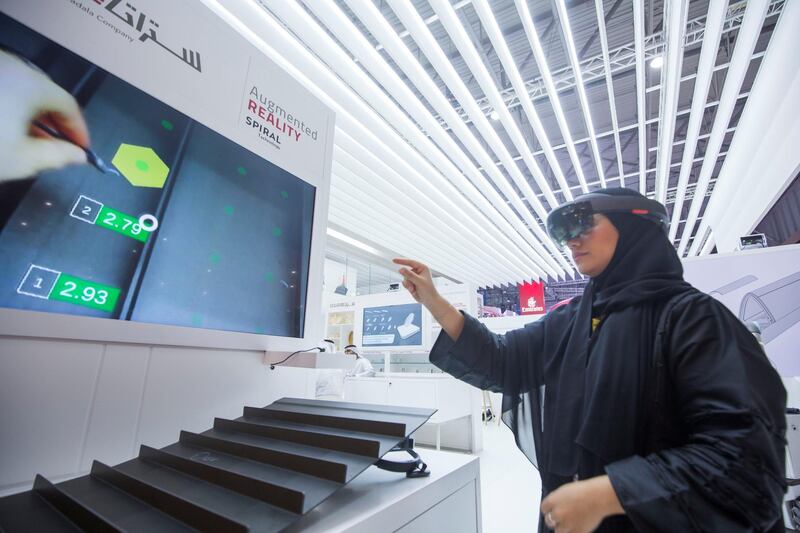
429;192;786;531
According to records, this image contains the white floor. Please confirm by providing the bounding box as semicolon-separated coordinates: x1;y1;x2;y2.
476;419;542;533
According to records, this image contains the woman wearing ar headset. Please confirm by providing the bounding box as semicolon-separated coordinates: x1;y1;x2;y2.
395;188;786;533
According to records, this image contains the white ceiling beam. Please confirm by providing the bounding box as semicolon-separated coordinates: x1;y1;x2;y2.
653;0;689;203
554;0;607;188
645;51;766;95
594;0;625;187
327;195;481;287
260;0;555;279
678;0;770;256
668;0;727;240
328;201;481;288
329;176;490;287
328;195;485;287
300;0;563;279
633;0;647;193
331;154;519;285
560;152;727;207
372;0;471;52
330;166;494;286
423;0;572;269
211;0;550;283
332;146;521;284
333;129;536;283
469;0;564;209
515;0;588;195
649;126;735;154
518;93;748;160
350;0;567;277
691;0;800;255
443;0;783;120
699;233;716;255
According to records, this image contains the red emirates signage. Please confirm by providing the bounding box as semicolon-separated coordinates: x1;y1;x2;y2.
519;281;546;315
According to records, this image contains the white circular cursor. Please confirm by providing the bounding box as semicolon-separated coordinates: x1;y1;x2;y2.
138;213;159;232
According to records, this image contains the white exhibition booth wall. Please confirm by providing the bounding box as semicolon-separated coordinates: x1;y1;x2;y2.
683;244;800;408
683;244;800;378
0;0;334;497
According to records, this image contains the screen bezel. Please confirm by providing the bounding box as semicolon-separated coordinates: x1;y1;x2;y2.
0;4;334;353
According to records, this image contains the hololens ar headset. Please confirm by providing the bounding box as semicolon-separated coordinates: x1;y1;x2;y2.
546;192;669;247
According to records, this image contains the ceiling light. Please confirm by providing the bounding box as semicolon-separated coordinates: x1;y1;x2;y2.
327;227;382;256
649;56;664;69
489;110;499;120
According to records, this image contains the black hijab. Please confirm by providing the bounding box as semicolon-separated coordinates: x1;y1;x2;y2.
504;188;693;485
590;188;689;314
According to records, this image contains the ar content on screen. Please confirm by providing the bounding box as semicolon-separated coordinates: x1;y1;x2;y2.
0;12;316;338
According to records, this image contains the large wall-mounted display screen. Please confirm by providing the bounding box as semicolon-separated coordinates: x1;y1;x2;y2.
0;13;316;338
362;303;423;348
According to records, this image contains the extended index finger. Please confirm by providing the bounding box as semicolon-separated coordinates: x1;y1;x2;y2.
392;258;426;272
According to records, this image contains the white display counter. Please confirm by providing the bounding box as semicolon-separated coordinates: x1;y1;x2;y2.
284;449;481;532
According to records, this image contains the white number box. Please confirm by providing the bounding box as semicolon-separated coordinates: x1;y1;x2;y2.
17;264;62;299
70;195;104;224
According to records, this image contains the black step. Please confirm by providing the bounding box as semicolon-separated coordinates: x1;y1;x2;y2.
44;471;196;532
139;444;302;513
263;398;435;436
181;429;348;483
142;442;340;514
31;474;117;532
0;484;81;532
215;417;395;457
244;405;407;437
196;427;376;484
239;416;404;456
90;461;245;532
113;456;297;531
271;397;436;418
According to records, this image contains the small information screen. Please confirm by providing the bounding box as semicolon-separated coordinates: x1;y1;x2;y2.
362;303;423;348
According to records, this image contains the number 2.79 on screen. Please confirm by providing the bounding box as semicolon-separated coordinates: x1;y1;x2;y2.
70;195;149;242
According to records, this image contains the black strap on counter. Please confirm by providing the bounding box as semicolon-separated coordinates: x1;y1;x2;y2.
375;437;430;478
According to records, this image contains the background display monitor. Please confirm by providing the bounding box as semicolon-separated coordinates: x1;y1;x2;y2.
362;303;423;348
0;13;316;338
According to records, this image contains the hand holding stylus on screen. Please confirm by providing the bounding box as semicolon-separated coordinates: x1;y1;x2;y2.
394;258;465;341
0;50;89;182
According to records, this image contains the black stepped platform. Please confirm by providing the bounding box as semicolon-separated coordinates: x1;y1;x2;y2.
0;398;436;532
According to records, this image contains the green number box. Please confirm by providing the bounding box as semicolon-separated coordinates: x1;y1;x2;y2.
50;273;121;312
96;206;149;242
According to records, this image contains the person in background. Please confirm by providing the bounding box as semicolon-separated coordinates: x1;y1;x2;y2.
395;188;786;532
344;344;374;377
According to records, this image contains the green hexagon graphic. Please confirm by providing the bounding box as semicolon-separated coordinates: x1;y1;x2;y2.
112;144;170;188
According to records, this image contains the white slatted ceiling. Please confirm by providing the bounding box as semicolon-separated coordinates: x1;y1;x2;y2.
212;0;784;286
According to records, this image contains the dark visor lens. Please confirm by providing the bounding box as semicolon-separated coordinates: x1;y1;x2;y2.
547;201;596;246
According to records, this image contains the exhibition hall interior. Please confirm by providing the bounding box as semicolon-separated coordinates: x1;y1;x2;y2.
0;0;798;531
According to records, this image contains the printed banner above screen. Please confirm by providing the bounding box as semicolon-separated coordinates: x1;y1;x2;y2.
0;0;334;339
